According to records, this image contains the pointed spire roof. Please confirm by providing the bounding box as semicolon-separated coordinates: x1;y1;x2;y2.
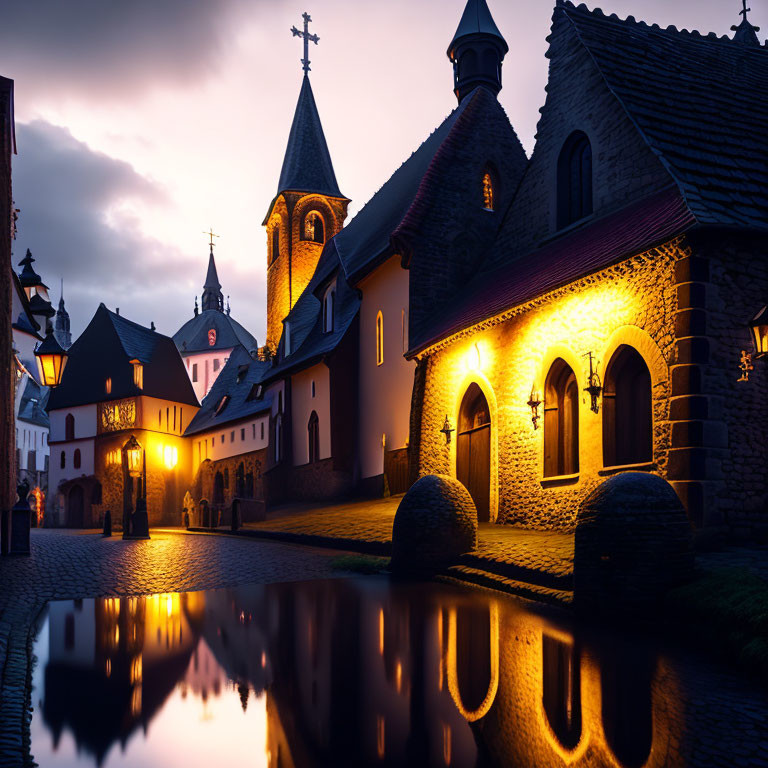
277;75;344;198
448;0;508;57
18;248;44;288
201;246;224;312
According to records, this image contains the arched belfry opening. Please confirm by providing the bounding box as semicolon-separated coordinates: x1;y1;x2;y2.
457;382;491;522
603;346;653;467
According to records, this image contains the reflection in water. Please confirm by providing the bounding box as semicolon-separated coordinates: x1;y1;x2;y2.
30;578;768;768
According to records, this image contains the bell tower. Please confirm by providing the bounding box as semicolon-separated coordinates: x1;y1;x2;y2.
263;13;349;352
447;0;509;104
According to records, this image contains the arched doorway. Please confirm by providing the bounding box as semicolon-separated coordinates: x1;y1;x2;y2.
68;485;84;528
603;345;652;467
457;383;491;522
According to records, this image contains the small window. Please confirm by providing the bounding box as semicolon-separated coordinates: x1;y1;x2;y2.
275;414;283;461
252;423;256;438
213;359;220;372
482;171;494;211
284;322;292;356
261;422;265;440
303;211;325;244
311;380;316;398
215;395;230;415
131;360;143;390
271;225;280;264
158;410;162;427
74;449;81;469
60;451;66;469
192;363;198;383
220;434;225;444
376;311;384;366
105;378;112;395
322;284;336;334
308;411;319;463
65;413;75;441
557;131;593;229
230;431;235;443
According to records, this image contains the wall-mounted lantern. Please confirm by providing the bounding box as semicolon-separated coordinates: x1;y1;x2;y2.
527;387;542;429
583;351;602;414
440;415;455;444
34;326;68;388
124;435;143;477
738;305;768;382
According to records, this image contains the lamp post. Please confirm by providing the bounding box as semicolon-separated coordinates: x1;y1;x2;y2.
738;306;768;382
122;435;150;540
34;326;68;387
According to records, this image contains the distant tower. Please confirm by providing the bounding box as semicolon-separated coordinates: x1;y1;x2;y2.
447;0;509;104
263;13;349;352
54;280;72;349
201;244;224;312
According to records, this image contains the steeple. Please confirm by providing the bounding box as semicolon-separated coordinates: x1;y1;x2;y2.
732;1;761;45
201;246;224;312
18;248;43;289
54;280;72;350
447;0;509;104
277;74;343;198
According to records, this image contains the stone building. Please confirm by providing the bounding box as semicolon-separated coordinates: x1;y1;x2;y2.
47;304;199;528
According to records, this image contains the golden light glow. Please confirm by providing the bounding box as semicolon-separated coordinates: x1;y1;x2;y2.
131;361;144;390
105;377;112;394
750;305;768;357
130;654;143;684
163;445;179;469
378;608;384;656
467;342;481;371
35;348;67;388
395;660;402;693
442;723;452;766
376;715;386;759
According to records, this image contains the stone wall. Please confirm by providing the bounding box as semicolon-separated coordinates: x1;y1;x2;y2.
413;242;681;531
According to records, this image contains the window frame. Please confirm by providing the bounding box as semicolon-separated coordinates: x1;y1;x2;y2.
376;311;384;367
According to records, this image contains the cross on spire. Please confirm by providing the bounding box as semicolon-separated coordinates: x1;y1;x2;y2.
291;12;320;75
740;0;751;20
203;227;219;252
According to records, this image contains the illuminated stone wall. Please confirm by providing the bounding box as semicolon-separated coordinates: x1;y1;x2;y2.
265;191;348;352
414;242;681;530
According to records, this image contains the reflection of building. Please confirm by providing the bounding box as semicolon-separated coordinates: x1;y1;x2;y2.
46;304;199;527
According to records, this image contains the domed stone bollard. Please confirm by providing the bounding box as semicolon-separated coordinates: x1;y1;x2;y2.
390;474;478;575
574;472;694;614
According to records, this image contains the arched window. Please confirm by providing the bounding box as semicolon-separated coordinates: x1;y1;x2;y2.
542;635;582;750
544;358;579;477
245;471;254;499
60;451;66;469
303;211;325;244
308;411;319;463
271;225;280;264
284;322;292;356
322;284;335;333
603;346;652;467
557;131;593;229
224;468;229;489
65;413;75;441
213;472;225;505
457;383;492;522
376;311;384;366
482;171;495;211
236;462;245;497
74;449;81;469
274;414;283;462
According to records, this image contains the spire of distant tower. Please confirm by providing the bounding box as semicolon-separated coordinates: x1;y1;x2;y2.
54;279;72;349
291;12;320;75
447;0;509;103
732;0;761;45
201;231;224;312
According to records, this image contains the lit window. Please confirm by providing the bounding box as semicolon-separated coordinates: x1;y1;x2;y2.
105;377;112;395
192;363;198;382
482;171;494;211
131;360;143;390
303;211;325;244
376;311;384;366
557;131;593;229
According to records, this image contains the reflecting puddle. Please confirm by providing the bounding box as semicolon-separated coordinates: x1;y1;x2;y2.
30;578;768;767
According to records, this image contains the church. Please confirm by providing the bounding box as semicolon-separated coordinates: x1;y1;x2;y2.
45;0;768;539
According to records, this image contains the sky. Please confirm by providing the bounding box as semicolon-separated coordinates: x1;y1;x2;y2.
2;0;762;343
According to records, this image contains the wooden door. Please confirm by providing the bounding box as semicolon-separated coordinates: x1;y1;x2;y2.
68;485;84;528
457;384;491;522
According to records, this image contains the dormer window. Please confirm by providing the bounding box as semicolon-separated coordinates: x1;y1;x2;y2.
322;282;336;333
482;171;495;211
215;395;230;415
105;377;112;395
557;131;593;229
247;383;263;401
284;322;292;356
303;211;325;244
130;360;143;390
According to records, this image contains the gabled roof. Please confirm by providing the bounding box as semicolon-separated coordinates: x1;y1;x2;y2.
410;186;696;355
173;310;258;355
184;346;272;436
28;293;55;318
334;90;476;284
276;75;344;199
560;1;768;231
48;304;198;410
448;0;508;57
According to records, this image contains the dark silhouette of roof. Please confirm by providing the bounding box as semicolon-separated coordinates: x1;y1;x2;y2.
28;292;55;318
11;270;42;340
277;75;343;199
447;0;508;57
559;1;768;231
17;248;46;288
410;187;696;355
173;310;258;355
17;377;49;428
48;303;199;410
201;247;224;312
184;346;272;435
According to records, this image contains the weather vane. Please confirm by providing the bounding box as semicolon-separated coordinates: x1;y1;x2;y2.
203;227;219;250
291;12;319;75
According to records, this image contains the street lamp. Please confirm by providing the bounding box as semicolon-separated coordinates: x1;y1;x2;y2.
34;326;68;388
121;435;150;540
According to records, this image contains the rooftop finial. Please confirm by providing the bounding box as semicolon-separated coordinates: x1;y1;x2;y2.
291;12;319;75
203;227;219;253
194;295;199;316
732;0;761;44
226;296;231;316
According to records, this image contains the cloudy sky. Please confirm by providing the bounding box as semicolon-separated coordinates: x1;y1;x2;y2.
2;0;761;342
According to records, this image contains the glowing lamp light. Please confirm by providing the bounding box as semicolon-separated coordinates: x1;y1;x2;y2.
750;305;768;359
163;445;178;470
34;327;68;388
467;342;481;371
124;436;143;476
527;387;542;429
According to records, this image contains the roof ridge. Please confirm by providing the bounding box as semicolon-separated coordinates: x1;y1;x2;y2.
559;0;767;49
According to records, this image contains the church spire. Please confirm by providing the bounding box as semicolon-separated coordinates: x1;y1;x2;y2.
201;246;224;312
447;0;509;104
276;14;343;199
54;279;72;349
732;0;761;45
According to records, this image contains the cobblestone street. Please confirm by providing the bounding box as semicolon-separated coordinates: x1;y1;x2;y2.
0;529;339;767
